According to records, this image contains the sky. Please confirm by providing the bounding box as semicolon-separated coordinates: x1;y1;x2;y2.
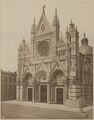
1;0;94;72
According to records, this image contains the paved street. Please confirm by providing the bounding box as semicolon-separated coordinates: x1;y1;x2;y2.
1;102;93;119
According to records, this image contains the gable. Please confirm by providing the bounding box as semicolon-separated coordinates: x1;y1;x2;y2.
23;65;35;76
36;14;54;37
36;60;48;72
50;60;66;77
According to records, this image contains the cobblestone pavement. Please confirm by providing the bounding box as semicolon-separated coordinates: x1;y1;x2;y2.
1;102;93;119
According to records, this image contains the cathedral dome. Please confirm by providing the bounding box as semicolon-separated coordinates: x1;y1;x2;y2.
79;33;93;55
81;33;88;46
79;45;93;55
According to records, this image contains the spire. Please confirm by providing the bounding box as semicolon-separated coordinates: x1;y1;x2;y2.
69;19;75;31
55;8;57;16
31;18;36;34
42;5;46;15
69;19;74;26
22;36;25;46
55;8;59;21
84;32;86;38
53;8;60;41
71;19;73;24
53;8;59;26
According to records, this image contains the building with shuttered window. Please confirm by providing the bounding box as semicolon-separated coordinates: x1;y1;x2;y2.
1;70;16;101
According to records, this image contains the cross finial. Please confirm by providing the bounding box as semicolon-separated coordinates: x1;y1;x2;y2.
42;5;46;14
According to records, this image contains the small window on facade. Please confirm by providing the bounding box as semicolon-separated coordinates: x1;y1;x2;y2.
41;24;45;32
9;77;11;83
5;77;7;83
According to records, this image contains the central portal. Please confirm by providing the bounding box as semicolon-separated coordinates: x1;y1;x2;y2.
40;85;47;103
56;88;63;104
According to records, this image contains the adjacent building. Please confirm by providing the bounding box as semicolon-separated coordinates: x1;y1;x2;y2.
16;6;93;108
1;70;16;101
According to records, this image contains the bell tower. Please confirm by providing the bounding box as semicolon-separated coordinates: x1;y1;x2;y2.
66;20;79;78
66;20;80;102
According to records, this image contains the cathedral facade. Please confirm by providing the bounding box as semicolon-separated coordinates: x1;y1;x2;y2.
16;7;93;107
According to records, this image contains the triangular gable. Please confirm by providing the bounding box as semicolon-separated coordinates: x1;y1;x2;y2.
36;59;48;72
23;65;34;75
24;65;29;73
50;60;66;77
36;14;54;37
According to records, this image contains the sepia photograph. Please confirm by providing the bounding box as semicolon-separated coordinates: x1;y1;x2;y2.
0;0;93;119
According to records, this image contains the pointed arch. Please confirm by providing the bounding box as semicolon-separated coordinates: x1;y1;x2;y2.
34;70;47;82
23;72;33;85
49;69;66;83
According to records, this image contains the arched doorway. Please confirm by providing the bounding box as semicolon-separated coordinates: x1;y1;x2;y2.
50;69;65;104
52;69;64;83
34;70;48;103
23;72;33;101
35;70;47;82
24;72;33;85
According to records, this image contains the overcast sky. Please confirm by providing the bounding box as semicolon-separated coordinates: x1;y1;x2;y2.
1;0;94;72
